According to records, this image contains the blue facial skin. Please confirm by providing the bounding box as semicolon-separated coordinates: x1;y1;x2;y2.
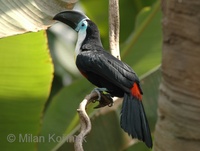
75;19;88;32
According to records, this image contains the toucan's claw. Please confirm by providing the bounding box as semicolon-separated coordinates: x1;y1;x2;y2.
92;100;96;103
91;88;113;109
108;103;113;107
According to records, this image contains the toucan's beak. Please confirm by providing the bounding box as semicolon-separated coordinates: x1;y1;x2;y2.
53;11;88;31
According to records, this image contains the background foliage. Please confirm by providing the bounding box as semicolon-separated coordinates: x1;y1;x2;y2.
0;0;162;150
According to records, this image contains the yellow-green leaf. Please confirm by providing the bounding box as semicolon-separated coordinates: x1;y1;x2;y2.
0;31;54;151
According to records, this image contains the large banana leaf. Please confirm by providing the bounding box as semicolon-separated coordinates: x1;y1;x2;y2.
0;31;53;151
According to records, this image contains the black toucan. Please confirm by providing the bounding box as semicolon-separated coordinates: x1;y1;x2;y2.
53;11;152;148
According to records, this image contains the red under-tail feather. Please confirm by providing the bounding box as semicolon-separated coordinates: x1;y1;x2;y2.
131;82;142;100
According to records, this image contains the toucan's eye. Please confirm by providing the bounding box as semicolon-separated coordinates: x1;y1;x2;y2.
79;20;87;30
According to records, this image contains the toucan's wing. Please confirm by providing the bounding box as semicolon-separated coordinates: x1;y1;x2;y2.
76;49;142;93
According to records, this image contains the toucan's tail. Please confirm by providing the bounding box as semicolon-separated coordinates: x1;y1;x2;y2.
120;93;152;148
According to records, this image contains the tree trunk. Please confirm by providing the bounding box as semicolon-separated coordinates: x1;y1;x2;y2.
154;0;200;151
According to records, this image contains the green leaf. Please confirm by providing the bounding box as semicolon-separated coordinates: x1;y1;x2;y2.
121;1;162;76
0;31;53;151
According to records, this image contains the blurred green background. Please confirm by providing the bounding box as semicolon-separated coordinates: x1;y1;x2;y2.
0;0;162;150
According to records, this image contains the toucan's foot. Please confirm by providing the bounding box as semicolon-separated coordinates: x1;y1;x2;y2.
92;88;108;101
91;88;114;108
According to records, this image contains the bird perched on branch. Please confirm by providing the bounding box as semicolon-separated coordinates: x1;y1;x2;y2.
53;11;152;148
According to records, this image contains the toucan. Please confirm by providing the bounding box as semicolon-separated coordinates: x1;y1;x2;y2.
53;11;152;148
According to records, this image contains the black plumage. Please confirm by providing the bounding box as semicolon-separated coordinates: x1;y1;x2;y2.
53;11;153;148
76;49;137;96
76;41;152;148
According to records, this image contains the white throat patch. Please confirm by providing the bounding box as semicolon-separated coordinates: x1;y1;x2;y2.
74;19;88;58
75;29;86;57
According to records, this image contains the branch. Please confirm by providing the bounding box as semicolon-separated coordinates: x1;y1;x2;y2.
74;91;113;151
109;0;120;60
74;92;98;151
